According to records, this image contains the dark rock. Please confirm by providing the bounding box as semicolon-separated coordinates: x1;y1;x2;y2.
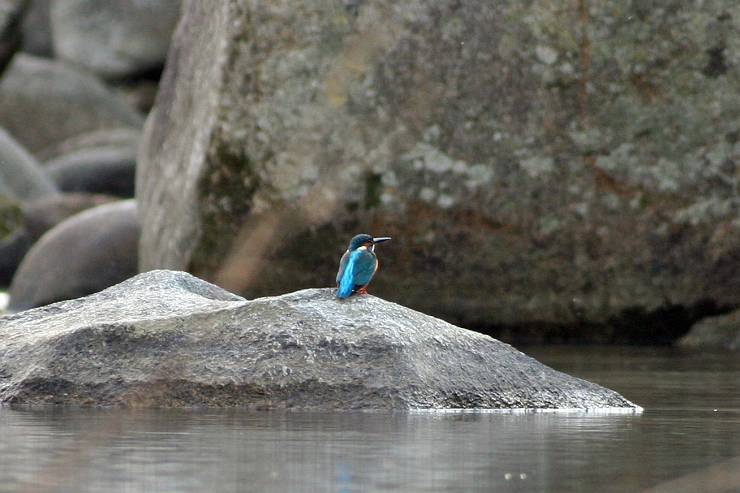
0;0;27;74
119;79;160;114
45;147;136;197
0;55;142;156
20;0;52;57
50;0;181;79
0;195;22;239
137;1;740;339
8;199;139;310
22;192;117;239
0;193;115;286
0;128;58;201
0;270;639;409
0;230;29;285
678;312;740;351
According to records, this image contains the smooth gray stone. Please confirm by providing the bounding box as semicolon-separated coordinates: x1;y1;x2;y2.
0;229;30;286
0;128;58;201
51;0;181;79
38;127;140;162
22;192;116;239
0;192;116;286
20;0;52;57
8;199;139;310
45;147;136;197
0;270;639;410
0;55;142;156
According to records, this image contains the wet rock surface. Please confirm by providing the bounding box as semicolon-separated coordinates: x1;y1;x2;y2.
0;270;638;409
8;199;139;310
138;1;740;338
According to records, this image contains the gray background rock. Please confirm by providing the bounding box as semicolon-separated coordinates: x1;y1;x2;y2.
46;146;137;197
0;0;27;74
0;55;143;155
679;311;740;351
0;127;58;201
20;0;52;57
51;0;182;79
8;199;139;310
0;192;116;285
0;229;29;285
0;270;638;409
137;1;740;338
39;127;140;162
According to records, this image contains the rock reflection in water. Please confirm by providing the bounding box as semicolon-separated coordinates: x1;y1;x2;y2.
1;347;738;493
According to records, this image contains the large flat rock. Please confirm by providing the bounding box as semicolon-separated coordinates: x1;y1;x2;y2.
0;270;638;410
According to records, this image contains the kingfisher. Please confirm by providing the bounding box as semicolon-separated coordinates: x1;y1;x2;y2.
336;234;391;299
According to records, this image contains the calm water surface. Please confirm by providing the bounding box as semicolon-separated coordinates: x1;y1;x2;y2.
1;346;738;493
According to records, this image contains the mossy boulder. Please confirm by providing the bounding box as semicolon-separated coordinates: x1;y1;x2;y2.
138;1;740;339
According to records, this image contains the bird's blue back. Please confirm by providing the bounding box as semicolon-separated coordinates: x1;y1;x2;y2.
336;248;377;298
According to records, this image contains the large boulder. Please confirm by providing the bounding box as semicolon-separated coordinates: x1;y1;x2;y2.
678;312;740;351
0;128;58;201
0;55;142;155
50;0;181;79
8;199;139;310
0;193;116;286
45;146;136;197
0;270;639;409
138;1;739;340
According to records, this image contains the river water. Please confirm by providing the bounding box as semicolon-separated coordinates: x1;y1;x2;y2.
0;346;738;493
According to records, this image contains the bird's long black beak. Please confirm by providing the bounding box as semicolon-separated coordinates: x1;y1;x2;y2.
373;236;392;244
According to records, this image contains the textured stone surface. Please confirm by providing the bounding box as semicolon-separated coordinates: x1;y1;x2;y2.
138;1;740;335
46;147;136;197
679;311;740;351
8;199;139;310
0;55;142;155
51;0;181;79
0;128;58;201
0;270;638;409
